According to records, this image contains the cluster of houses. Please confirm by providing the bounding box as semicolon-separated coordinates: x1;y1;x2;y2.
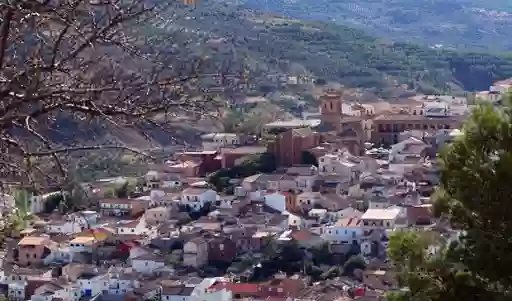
0;88;476;301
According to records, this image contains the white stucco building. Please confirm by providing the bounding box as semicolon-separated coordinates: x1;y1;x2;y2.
322;217;363;245
180;188;217;211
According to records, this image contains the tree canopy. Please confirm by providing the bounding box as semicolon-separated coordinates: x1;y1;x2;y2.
209;152;277;191
387;99;512;301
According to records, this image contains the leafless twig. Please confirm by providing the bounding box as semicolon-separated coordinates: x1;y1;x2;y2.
0;0;220;191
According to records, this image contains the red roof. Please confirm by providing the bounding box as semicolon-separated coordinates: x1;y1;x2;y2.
354;287;365;297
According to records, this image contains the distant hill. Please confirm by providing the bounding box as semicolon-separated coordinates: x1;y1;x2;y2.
144;1;512;96
44;1;512;149
237;0;512;51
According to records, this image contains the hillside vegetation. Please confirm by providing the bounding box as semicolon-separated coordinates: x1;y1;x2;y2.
145;2;512;96
239;0;512;51
34;1;512;154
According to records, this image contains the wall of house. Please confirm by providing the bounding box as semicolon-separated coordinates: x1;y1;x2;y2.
145;208;171;224
288;215;306;228
68;242;95;254
50;247;73;263
361;240;372;256
373;116;462;145
321;226;363;244
362;218;397;232
296;194;319;209
209;239;237;263
183;242;208;267
220;153;241;169
270;130;321;167
162;180;182;189
264;193;286;213
319;156;355;180
150;189;166;206
131;200;149;216
203;289;232;301
295;175;317;192
132;259;165;274
100;202;132;217
368;199;390;209
18;245;47;266
46;222;83;235
117;221;147;235
163;295;193;301
202;134;241;151
107;279;132;295
8;282;25;301
181;190;217;211
78;275;108;297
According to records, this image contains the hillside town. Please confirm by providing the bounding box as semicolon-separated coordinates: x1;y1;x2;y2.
0;80;506;301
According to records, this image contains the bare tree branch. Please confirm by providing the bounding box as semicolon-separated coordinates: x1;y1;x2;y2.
0;8;13;69
27;145;153;157
0;0;226;190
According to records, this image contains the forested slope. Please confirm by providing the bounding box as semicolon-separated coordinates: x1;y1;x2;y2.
143;1;512;95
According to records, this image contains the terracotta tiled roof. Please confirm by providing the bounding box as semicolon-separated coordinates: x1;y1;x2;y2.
407;205;433;225
18;236;49;246
335;217;361;227
161;285;195;296
25;280;51;299
290;229;318;241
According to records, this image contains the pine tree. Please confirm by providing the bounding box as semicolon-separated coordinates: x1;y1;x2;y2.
387;98;512;301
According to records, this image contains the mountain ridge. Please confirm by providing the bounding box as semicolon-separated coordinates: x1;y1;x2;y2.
143;1;512;96
42;1;512;150
236;0;512;51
